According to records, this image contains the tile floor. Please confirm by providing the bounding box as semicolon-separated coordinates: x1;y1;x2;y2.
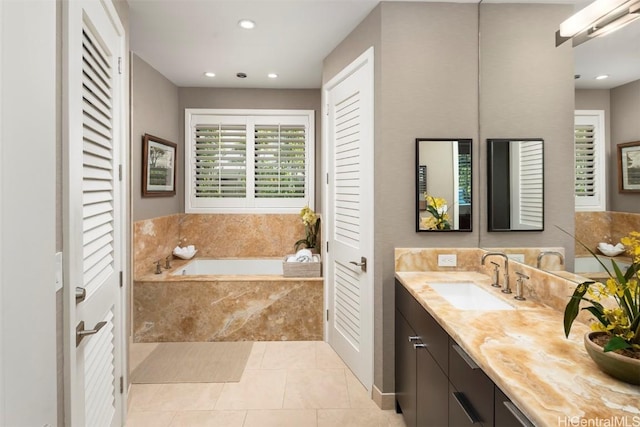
126;341;407;427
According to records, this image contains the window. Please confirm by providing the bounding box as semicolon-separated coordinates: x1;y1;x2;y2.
185;109;315;213
575;110;606;212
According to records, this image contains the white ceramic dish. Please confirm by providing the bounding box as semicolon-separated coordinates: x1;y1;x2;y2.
173;249;197;260
597;242;625;257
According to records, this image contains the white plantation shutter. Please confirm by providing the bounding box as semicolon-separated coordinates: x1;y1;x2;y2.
194;123;247;198
517;140;543;228
254;124;306;198
575;111;606;211
575;125;596;195
186;110;314;212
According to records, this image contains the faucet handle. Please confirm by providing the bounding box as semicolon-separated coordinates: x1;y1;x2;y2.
489;261;501;288
165;255;172;269
154;260;162;274
514;272;529;301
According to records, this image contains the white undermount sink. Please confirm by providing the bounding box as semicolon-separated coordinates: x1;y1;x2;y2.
427;282;515;311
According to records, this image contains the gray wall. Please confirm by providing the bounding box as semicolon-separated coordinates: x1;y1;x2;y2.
611;79;640;213
323;2;574;394
479;4;575;255
131;54;181;221
177;88;322;209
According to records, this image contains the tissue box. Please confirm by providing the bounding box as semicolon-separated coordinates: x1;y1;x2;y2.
283;254;322;277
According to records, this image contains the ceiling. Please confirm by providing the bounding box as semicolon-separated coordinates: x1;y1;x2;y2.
128;0;640;90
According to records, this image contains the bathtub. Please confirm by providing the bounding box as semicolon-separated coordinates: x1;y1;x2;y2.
134;257;323;343
574;256;631;274
172;258;283;276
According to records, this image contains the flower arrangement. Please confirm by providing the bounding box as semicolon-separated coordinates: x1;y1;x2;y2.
294;206;321;251
564;231;640;356
420;194;451;230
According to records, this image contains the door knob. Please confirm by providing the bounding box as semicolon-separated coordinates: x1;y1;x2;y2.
76;320;107;347
349;257;367;272
75;287;86;303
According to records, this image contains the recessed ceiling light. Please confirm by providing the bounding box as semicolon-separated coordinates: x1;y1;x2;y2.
595;74;609;80
267;73;278;79
238;19;255;29
204;72;216;78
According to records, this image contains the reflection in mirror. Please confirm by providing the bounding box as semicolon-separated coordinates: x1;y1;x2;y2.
487;139;544;231
416;139;472;232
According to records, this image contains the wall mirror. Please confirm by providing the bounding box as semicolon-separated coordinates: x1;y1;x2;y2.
487;138;544;231
416;138;472;232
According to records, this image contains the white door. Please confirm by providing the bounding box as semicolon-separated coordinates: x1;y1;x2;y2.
63;1;125;425
323;47;374;391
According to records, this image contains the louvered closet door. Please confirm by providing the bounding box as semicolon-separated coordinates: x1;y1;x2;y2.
64;1;124;425
325;48;374;391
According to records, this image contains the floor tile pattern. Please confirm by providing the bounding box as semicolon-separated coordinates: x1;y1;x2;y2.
127;341;406;427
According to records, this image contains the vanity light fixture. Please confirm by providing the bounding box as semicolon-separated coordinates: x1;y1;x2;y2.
556;0;639;46
204;72;216;78
238;19;255;30
588;2;640;38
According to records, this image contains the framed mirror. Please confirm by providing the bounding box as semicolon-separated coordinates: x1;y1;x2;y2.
487;138;544;231
416;138;472;232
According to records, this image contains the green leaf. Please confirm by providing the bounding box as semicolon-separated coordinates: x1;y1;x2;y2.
564;282;592;337
582;306;608;327
603;335;632;352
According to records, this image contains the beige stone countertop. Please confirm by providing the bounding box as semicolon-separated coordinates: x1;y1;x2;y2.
395;271;640;427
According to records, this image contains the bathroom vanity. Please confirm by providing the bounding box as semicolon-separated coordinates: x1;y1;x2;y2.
394;269;640;427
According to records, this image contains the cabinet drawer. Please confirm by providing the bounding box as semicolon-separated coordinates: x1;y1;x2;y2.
395;280;449;373
448;337;494;426
495;386;535;427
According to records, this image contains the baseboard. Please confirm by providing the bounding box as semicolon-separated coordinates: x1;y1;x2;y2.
372;384;396;410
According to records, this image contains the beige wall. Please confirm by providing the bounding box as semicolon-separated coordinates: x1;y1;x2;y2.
575;83;640;214
611;79;640;213
131;54;181;221
177;87;322;209
323;2;574;394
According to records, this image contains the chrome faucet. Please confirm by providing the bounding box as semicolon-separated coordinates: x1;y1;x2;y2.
536;251;565;269
481;252;510;294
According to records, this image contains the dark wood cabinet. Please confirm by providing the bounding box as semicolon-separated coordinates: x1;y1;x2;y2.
417;345;449;426
395;281;448;427
449;338;494;426
395;279;534;427
495;387;534;427
395;309;417;427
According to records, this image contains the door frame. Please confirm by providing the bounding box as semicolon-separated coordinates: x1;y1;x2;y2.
62;0;128;423
321;46;375;390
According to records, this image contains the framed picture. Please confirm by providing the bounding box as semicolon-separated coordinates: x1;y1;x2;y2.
142;133;177;197
618;141;640;193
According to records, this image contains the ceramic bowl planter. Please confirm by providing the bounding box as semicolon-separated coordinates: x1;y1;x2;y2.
584;332;640;385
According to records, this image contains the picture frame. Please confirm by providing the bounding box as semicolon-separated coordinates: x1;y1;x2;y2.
142;133;177;197
617;141;640;193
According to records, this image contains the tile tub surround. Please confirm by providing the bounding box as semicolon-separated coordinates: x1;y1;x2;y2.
575;211;640;256
134;213;309;277
395;271;640;426
134;271;323;343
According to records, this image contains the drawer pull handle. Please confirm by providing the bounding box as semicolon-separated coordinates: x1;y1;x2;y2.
408;336;421;342
503;401;534;427
452;344;480;370
452;391;480;424
413;343;426;349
